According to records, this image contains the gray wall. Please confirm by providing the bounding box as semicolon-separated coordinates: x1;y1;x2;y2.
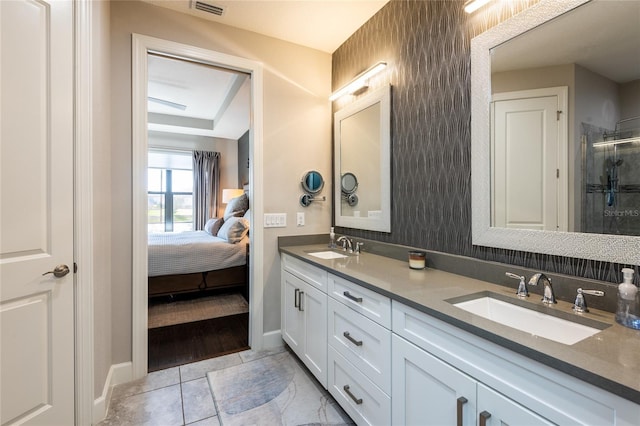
332;0;637;283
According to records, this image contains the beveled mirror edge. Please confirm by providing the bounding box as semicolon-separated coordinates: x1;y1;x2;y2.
471;0;640;265
334;84;391;233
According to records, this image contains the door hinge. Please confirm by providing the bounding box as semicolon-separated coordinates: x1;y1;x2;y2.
557;169;560;178
557;110;562;121
73;262;78;273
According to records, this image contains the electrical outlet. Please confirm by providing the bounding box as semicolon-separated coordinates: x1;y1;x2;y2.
297;212;305;226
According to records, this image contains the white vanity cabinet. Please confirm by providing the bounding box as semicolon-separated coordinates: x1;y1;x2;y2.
281;254;328;388
392;301;639;426
392;334;553;425
327;273;392;426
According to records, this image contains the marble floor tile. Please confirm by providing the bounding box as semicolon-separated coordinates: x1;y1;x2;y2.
238;346;286;363
185;416;220;426
179;352;243;382
182;378;217;424
112;366;180;400
208;351;353;426
99;384;184;426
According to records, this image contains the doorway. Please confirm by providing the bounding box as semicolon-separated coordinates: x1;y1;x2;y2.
131;34;265;379
145;54;251;370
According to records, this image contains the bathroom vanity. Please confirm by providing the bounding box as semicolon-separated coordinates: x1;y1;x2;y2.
280;243;640;425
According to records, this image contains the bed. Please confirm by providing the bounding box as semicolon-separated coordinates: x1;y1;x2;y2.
148;192;251;298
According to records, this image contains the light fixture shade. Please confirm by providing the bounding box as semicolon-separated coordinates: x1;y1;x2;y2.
464;0;492;14
222;188;244;204
330;61;387;101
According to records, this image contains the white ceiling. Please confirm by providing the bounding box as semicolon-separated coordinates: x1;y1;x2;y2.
144;0;389;53
145;0;389;140
147;54;252;140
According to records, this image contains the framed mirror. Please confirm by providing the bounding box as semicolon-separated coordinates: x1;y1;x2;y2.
471;0;640;265
334;85;391;232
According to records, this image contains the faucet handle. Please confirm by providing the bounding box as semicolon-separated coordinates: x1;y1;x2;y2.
573;288;605;313
354;242;364;254
505;272;528;298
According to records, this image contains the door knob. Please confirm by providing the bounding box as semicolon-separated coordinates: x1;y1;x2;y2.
43;264;70;278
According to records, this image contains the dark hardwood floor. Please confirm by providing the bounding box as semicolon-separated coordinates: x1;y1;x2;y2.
148;312;250;372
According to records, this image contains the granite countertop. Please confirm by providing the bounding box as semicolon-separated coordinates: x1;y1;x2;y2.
279;243;640;405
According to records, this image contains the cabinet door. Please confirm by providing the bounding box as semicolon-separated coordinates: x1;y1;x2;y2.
392;335;477;426
301;283;328;388
281;271;304;355
477;383;555;426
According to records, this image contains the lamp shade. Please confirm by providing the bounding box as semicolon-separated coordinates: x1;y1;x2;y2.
222;188;244;204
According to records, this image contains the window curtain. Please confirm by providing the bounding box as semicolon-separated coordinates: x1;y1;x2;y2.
193;150;220;230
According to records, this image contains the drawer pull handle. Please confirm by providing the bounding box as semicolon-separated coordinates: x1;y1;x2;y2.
456;396;468;426
479;410;491;426
294;288;299;308
343;331;363;346
343;385;362;405
343;291;363;303
298;291;304;311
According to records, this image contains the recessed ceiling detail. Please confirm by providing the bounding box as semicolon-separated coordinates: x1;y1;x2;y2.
147;54;250;140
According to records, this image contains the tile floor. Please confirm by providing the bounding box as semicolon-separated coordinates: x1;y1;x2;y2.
98;347;287;426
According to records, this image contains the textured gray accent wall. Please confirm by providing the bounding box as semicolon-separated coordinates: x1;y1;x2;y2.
332;0;638;284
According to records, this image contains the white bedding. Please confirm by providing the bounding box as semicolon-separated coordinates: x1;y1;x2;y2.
148;231;248;277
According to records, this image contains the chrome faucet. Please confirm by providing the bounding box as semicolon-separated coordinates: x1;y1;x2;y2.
528;273;557;305
506;272;528;298
337;236;353;253
573;288;605;313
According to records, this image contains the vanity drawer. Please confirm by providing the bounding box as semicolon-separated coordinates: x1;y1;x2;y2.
328;273;391;328
328;346;391;426
282;253;328;293
328;298;391;394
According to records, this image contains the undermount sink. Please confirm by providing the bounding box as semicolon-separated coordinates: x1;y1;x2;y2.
306;250;349;260
448;292;610;345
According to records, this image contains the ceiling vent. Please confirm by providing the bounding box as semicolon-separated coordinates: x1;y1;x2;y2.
190;1;225;17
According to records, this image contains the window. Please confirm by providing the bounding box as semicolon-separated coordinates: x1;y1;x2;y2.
148;150;193;233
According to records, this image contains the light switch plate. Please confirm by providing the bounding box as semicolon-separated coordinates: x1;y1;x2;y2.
264;213;286;228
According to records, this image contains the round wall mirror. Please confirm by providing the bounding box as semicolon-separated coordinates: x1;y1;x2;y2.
341;172;358;194
301;170;324;194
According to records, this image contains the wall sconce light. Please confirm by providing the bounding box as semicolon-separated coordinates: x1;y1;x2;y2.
222;188;244;204
329;61;387;101
464;0;492;14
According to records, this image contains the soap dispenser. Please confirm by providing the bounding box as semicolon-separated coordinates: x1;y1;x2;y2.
329;227;336;249
615;268;640;330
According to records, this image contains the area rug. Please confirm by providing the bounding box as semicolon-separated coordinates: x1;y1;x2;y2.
207;350;354;426
148;293;249;328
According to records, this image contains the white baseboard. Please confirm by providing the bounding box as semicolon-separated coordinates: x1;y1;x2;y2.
262;329;283;349
93;362;133;424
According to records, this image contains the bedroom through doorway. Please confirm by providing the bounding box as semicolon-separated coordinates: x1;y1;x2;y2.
145;53;252;372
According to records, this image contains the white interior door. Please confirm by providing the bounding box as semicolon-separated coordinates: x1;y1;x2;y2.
491;88;567;231
1;1;75;424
